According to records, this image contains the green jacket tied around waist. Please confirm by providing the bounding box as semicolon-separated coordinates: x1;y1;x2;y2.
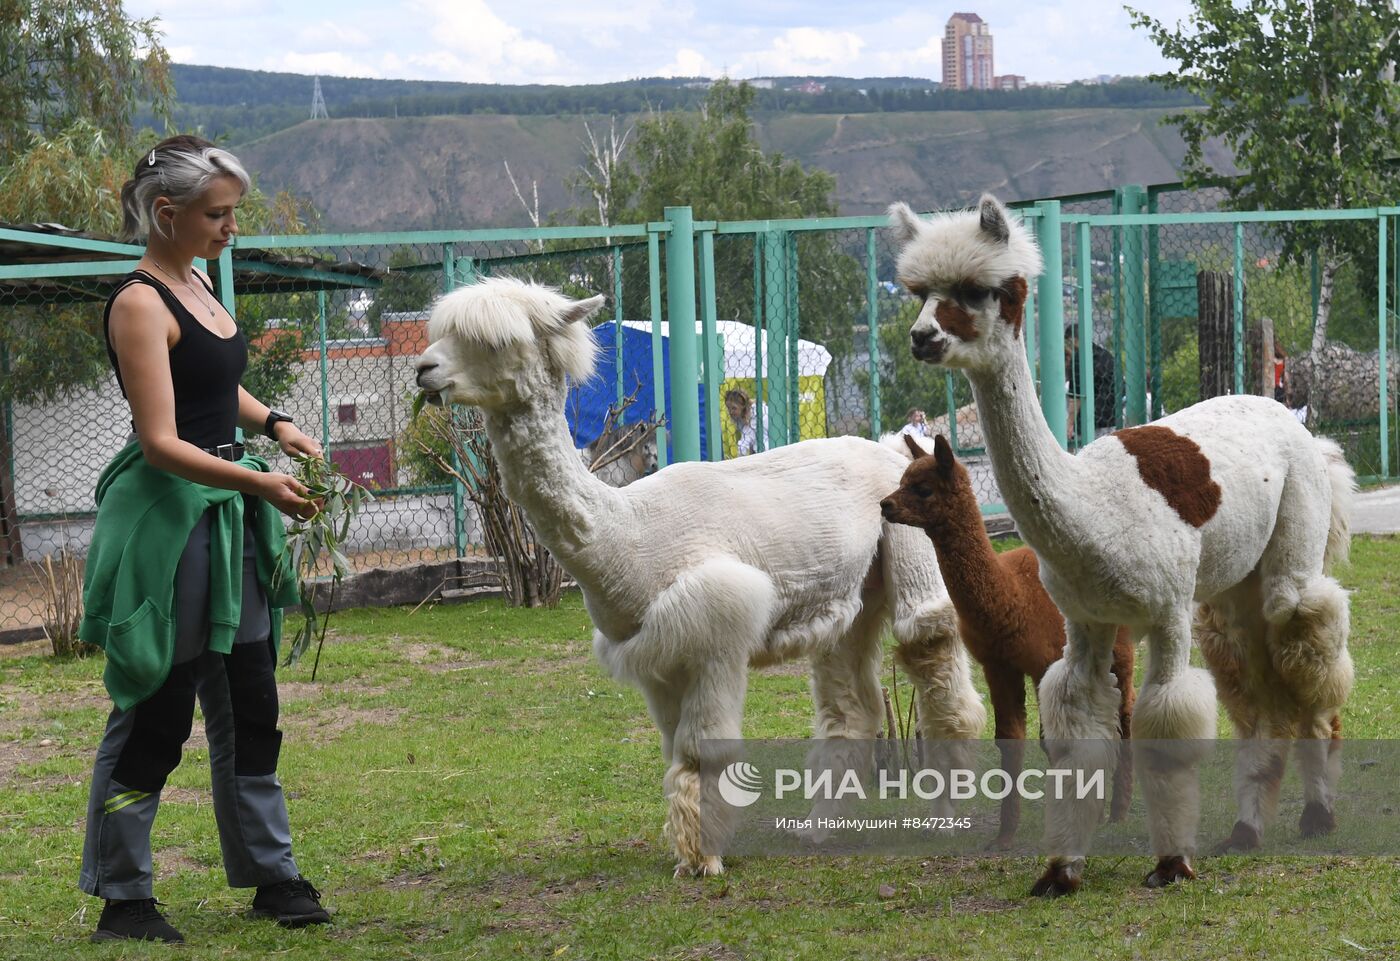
79;441;300;710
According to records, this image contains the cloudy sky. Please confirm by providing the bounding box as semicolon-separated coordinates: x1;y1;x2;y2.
126;0;1198;86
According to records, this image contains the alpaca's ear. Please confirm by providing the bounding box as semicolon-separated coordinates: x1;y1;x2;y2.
978;194;1011;245
887;202;926;246
560;294;606;327
549;316;599;383
933;433;955;472
902;433;925;460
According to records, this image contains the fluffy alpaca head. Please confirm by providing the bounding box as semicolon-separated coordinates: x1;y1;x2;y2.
880;433;980;533
888;195;1043;372
415;277;602;409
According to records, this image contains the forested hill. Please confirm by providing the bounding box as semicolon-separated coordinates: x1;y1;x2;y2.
235;108;1232;231
165;63;1199;145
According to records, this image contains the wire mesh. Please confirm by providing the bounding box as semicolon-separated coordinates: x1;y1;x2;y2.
3;198;1395;637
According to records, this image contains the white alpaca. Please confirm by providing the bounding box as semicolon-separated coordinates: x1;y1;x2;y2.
414;277;985;877
888;196;1354;895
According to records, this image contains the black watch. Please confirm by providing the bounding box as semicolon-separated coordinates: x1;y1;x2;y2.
264;408;294;438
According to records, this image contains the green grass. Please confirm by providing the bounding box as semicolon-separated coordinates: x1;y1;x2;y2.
3;537;1400;959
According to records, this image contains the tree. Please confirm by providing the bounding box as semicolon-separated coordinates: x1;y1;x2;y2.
571;80;865;366
1129;0;1400;423
0;0;172;158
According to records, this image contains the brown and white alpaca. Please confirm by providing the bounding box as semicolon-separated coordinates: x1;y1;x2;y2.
881;432;1136;848
888;196;1355;896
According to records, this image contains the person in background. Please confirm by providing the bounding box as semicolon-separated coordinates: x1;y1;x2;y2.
1064;325;1118;441
78;135;331;943
1274;342;1290;404
900;407;931;438
725;387;762;456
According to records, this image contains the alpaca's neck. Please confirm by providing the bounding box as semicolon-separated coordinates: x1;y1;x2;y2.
964;347;1085;565
925;488;1022;645
480;379;624;572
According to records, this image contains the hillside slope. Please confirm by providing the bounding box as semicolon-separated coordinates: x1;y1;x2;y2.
236;108;1233;230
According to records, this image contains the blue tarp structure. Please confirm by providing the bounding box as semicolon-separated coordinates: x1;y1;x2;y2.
564;322;709;462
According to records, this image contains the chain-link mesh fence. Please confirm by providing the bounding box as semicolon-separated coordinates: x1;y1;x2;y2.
3;194;1395;637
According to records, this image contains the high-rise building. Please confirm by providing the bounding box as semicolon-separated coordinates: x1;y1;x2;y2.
942;13;995;91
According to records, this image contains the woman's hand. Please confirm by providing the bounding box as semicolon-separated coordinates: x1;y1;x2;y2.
258;471;319;520
272;423;323;460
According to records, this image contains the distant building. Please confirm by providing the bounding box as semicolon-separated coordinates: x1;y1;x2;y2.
748;78;776;90
943;13;995;91
791;80;827;95
994;74;1025;91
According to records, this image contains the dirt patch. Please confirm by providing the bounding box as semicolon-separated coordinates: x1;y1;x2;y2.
468;873;617;936
282;701;405;744
674;944;745;961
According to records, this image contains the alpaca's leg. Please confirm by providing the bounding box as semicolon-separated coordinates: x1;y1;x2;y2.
665;660;749;878
892;601;986;818
639;675;686;764
1134;609;1216;889
1032;620;1123;897
884;523;987;751
1295;710;1344;838
1108;627;1137;823
1269;576;1352;839
801;601;887;838
983;662;1027;849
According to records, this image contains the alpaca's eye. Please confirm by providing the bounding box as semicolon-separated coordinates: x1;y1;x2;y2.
911;485;932;498
959;285;992;306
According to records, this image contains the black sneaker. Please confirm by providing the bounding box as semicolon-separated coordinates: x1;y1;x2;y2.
250;876;331;927
90;897;185;943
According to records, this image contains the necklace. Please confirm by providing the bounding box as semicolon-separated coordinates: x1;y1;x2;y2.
148;258;216;318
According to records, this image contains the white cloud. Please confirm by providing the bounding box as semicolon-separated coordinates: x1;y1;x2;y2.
273;51;384;79
412;0;562;81
657;48;722;79
757;27;865;74
296;21;372;51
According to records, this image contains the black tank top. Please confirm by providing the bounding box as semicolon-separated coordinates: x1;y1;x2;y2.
103;270;248;450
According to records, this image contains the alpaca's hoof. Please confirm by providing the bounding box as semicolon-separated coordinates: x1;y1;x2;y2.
1143;855;1195;888
1029;862;1081;898
673;856;724;878
1299;801;1336;838
1213;820;1261;854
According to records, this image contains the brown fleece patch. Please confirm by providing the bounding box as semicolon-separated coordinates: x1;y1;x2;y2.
998;276;1029;338
1114;425;1222;528
935;299;979;341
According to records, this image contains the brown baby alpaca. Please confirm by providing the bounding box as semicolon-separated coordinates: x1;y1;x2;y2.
881;433;1137;848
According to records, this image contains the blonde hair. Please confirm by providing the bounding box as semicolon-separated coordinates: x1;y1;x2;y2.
119;134;250;242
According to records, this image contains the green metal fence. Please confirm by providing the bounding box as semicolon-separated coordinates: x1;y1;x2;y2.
3;189;1396;637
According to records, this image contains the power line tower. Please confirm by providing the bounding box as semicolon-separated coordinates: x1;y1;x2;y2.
310;77;329;120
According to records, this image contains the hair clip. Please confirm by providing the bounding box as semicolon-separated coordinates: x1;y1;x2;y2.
147;150;157;166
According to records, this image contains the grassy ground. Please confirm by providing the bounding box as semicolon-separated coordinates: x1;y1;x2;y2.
2;536;1399;959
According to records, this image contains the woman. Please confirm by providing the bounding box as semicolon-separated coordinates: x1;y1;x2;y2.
77;135;329;942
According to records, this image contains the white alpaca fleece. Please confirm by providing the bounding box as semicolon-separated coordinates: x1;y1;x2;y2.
889;196;1044;292
414;280;981;877
429;277;600;383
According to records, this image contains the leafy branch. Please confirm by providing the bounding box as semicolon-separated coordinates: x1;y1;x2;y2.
275;454;373;679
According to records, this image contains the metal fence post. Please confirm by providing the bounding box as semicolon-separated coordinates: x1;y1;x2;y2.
752;234;765;451
317;289;330;455
1380;214;1390;479
647;228;668;468
1233;222;1246;395
442;244;468;558
1077;222;1095;445
663;206;700;462
865;228;881;439
761;229;791;450
1035;200;1067;448
786;232;800;444
613;245;624;407
1119;185;1147;424
1146;187;1162;420
697;227;722;459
